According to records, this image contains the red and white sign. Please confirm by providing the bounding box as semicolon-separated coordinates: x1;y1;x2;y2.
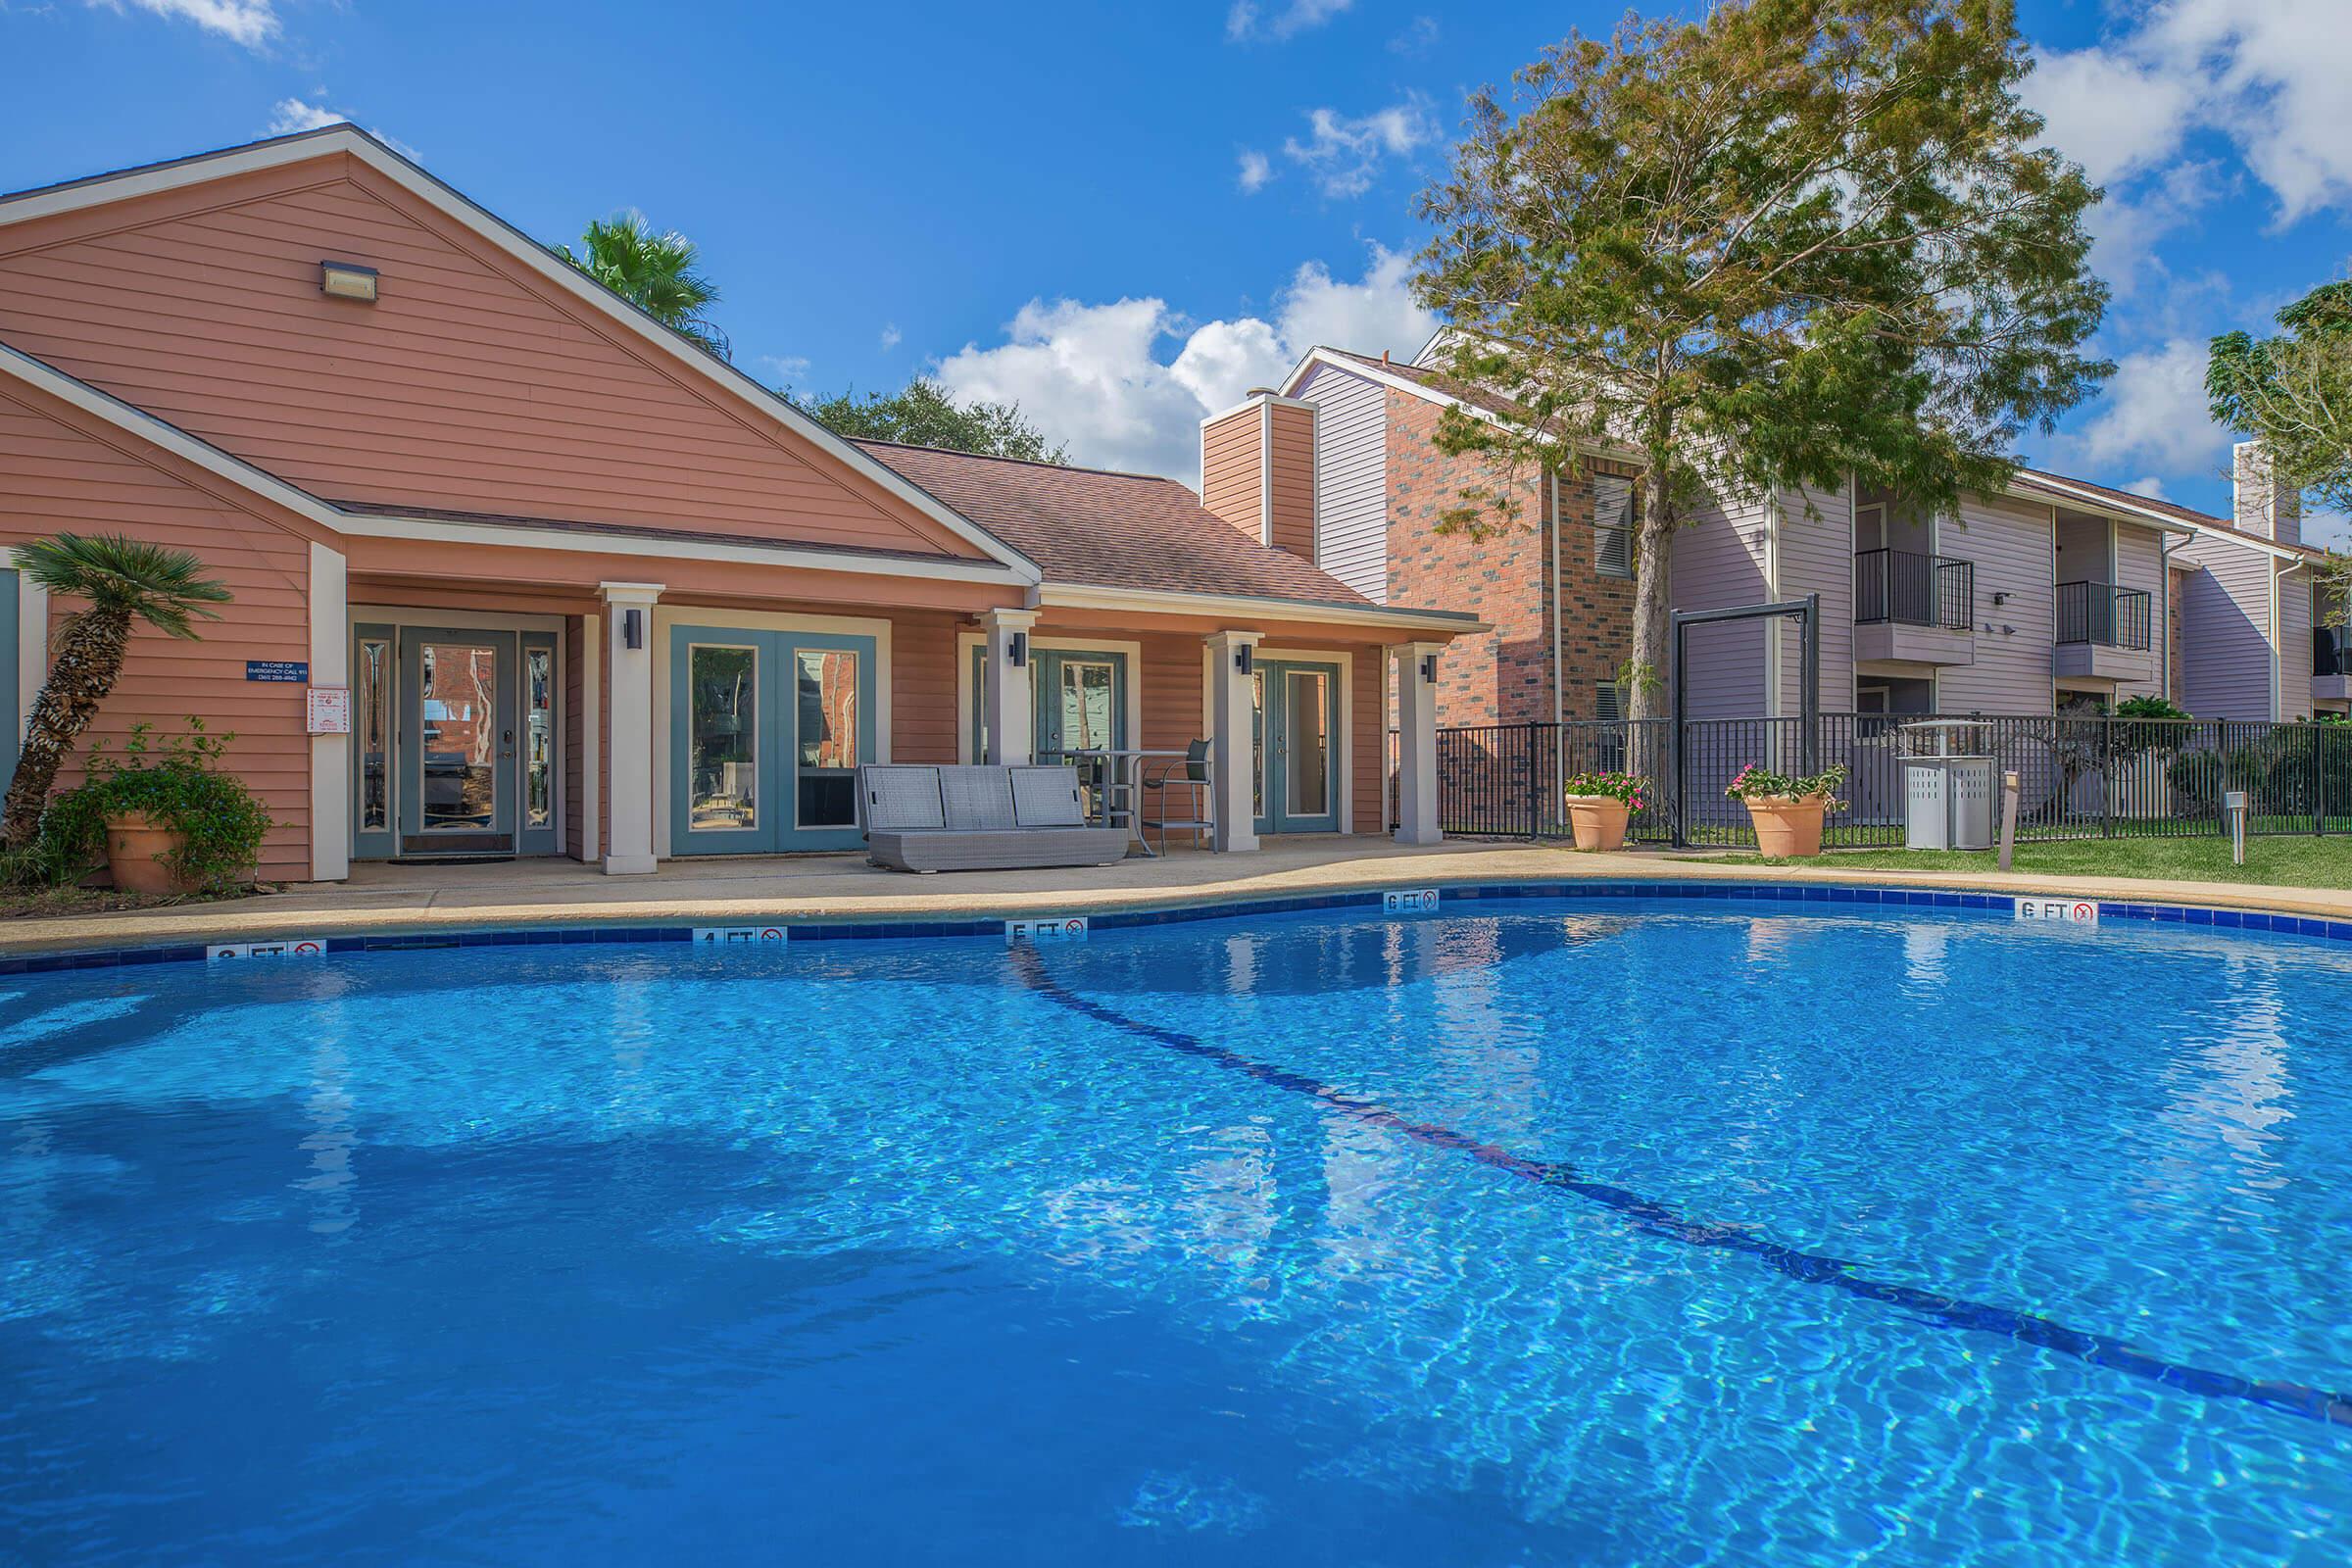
306;686;352;735
2014;897;2099;926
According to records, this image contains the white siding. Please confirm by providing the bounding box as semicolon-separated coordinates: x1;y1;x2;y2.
1671;472;1772;717
2113;522;2168;702
1935;491;2057;715
2179;533;2277;719
1770;482;1855;714
1291;362;1389;604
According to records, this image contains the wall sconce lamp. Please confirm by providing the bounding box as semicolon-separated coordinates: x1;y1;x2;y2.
1420;653;1440;685
1991;591;2010;607
319;261;379;303
1235;644;1254;674
1008;631;1028;668
623;609;644;650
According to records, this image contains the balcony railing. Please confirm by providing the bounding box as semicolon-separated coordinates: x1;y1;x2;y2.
1854;549;1974;630
2320;626;2349;678
2056;580;2152;650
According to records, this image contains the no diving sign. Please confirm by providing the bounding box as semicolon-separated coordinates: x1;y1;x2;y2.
2015;897;2099;927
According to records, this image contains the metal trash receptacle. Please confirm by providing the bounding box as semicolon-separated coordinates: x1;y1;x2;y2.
1899;721;1995;851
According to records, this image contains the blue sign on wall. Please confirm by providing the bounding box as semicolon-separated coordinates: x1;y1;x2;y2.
245;661;309;683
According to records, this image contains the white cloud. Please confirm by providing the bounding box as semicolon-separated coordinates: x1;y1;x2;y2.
268;97;343;134
1227;0;1352;42
879;322;902;350
2030;3;2352;224
2084;159;2225;300
265;96;417;160
1388;16;1438;56
2022;46;2194;188
1236;149;1273;194
2125;475;2169;500
932;244;1436;480
1281;98;1436;199
757;353;811;389
2062;338;2232;479
88;0;277;47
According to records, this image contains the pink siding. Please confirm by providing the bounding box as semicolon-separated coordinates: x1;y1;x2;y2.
1267;403;1316;559
0;155;981;560
0;384;314;880
1200;408;1260;539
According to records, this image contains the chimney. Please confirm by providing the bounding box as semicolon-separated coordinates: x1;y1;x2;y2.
1199;388;1318;560
2232;441;2302;546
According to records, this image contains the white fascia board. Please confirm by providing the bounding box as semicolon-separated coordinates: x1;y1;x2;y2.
1040;582;1490;636
1197;391;1316;430
0;125;1043;585
0;339;1026;586
2011;473;2199;538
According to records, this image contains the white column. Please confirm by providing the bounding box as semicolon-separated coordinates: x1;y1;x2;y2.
307;541;350;881
1394;641;1444;846
580;612;602;864
1204;629;1263;853
980;608;1038;765
600;582;662;875
16;573;47;745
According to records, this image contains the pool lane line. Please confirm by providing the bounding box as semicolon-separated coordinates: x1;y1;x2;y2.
1007;946;2352;1432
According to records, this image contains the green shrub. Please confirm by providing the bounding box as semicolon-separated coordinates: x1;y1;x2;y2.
16;719;272;893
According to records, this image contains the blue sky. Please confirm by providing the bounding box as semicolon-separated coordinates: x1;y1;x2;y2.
3;0;2347;543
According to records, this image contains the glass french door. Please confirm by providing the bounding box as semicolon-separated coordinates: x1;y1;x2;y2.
396;628;517;855
671;624;875;853
1253;659;1341;834
964;646;1129;761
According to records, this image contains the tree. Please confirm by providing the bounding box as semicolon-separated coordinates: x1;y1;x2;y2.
1411;0;2109;719
560;213;730;360
1;534;232;851
2208;279;2352;514
2208;277;2352;628
807;377;1069;464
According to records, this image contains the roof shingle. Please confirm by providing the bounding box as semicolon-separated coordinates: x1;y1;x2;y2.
851;440;1376;606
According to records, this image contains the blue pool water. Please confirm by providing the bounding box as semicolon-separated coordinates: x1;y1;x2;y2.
4;899;2351;1565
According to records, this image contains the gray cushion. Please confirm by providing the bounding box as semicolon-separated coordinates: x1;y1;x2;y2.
1009;765;1087;827
938;766;1018;831
858;765;945;831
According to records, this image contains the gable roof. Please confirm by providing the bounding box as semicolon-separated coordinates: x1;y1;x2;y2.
0;124;1041;584
850;440;1386;608
2016;466;2329;560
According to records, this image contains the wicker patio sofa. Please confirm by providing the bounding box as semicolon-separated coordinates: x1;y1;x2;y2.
858;763;1131;873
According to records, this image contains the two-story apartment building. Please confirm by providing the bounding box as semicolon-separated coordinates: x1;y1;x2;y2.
2167;444;2341;721
1280;335;2210;725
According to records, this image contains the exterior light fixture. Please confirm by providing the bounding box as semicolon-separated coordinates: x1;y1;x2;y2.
319;261;379;303
1420;653;1440;685
1008;631;1028;668
623;609;644;650
1235;645;1254;674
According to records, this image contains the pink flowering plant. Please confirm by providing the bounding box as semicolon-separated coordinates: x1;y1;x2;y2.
1725;760;1849;809
1563;770;1650;809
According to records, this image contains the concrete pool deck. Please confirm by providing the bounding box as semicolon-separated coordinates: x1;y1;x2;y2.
4;837;2350;956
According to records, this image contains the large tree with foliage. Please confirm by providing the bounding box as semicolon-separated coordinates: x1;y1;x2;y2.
807;377;1068;463
2208;278;2352;627
1412;0;2109;717
1;535;231;852
560;214;730;360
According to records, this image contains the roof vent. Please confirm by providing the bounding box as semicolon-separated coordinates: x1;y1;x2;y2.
1244;386;1276;399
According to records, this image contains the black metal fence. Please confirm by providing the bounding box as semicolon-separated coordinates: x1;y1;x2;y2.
1403;712;2352;849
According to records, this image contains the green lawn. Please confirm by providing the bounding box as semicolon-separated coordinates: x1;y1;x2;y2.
1704;834;2352;890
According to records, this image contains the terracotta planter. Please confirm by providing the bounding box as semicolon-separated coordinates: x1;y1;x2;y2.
1562;795;1631;853
104;812;199;896
1741;794;1830;858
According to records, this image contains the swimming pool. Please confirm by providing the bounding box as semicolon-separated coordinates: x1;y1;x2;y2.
3;896;2349;1565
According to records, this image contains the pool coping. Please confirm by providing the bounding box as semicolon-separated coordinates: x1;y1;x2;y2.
5;864;2348;974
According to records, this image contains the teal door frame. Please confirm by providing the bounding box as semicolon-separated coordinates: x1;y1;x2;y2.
517;631;561;857
965;645;1130;761
672;624;877;854
351;622;397;860
1253;658;1342;835
396;626;518;852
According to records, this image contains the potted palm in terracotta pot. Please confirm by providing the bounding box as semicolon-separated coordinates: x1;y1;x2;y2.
1560;769;1647;852
1726;760;1849;858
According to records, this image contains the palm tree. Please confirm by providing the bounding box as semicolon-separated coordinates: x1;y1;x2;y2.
560;213;730;360
1;534;231;851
